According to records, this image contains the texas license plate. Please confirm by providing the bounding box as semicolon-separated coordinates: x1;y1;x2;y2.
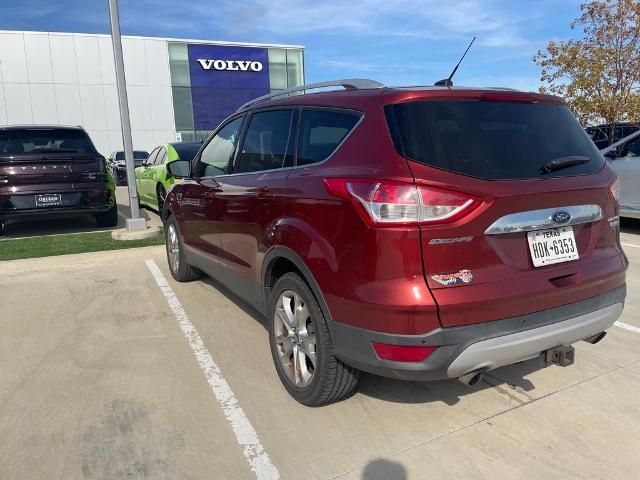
35;193;62;207
527;226;579;267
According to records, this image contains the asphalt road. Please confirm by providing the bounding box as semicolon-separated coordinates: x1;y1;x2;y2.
0;186;161;239
0;226;639;479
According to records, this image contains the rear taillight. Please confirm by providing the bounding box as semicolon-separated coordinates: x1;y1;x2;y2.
609;176;620;204
323;178;480;226
372;342;436;362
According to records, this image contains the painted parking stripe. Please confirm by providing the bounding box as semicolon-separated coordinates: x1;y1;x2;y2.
621;242;640;249
145;259;280;480
615;321;640;335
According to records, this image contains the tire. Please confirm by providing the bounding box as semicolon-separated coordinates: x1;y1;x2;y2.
269;272;359;406
95;204;118;227
165;215;201;282
157;184;167;213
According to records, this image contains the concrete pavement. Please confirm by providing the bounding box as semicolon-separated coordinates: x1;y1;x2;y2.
0;231;639;479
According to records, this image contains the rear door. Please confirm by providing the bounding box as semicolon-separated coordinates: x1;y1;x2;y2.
386;96;624;327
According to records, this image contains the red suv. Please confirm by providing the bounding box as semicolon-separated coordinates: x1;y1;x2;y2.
163;80;627;406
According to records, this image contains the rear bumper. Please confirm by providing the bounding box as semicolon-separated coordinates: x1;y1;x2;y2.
0;202;114;222
332;284;625;381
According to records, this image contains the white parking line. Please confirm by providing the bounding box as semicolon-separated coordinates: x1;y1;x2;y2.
145;259;280;480
621;242;640;249
615;321;640;335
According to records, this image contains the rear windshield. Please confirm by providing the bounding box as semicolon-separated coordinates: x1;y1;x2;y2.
115;151;148;160
385;100;604;180
171;143;201;161
0;128;97;156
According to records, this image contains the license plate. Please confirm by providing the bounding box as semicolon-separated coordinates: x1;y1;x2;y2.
35;193;62;207
527;226;579;267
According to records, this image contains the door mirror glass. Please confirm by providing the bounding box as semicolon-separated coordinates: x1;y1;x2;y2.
167;160;191;179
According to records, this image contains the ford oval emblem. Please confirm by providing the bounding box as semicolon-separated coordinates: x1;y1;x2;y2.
551;211;571;224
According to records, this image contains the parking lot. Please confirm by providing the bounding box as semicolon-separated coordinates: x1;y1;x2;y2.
0;222;639;479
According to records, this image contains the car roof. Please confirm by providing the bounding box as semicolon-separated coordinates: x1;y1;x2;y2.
0;124;85;131
238;85;565;113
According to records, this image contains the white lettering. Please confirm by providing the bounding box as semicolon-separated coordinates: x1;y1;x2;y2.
213;60;227;70
197;58;264;72
197;59;215;70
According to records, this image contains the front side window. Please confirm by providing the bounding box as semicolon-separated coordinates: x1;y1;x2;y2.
197;117;243;177
296;109;361;166
236;110;295;174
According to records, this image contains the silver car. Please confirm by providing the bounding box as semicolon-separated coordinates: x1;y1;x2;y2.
601;129;640;219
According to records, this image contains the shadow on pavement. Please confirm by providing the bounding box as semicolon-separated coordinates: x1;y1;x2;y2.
362;459;408;480
621;217;640;234
197;273;544;407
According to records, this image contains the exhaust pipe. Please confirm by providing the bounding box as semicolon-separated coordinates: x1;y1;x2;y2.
583;331;607;345
458;371;484;386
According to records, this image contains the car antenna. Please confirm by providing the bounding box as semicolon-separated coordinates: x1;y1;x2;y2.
434;36;476;87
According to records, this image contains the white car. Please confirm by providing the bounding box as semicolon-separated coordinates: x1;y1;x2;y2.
601;129;640;218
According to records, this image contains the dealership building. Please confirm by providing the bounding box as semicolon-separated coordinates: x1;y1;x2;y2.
0;30;305;156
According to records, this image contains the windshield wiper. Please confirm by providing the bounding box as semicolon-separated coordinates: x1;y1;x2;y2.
540;156;590;174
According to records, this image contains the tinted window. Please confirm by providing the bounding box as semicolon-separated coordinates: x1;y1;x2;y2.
171;142;201;161
297;110;360;166
197;117;243;177
115;151;148;160
386;101;605;180
236;110;295;173
0;128;97;156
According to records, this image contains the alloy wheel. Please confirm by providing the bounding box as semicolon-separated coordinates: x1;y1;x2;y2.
167;223;180;273
273;290;317;387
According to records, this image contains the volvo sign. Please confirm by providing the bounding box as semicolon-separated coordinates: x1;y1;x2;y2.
197;59;264;72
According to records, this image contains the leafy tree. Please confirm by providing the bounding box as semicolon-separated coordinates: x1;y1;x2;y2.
533;0;640;126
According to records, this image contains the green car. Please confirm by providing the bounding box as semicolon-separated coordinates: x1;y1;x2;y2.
135;142;202;211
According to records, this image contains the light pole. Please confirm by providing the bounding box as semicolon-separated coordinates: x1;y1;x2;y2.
108;0;147;231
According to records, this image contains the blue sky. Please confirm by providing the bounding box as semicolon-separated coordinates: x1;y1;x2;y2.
2;0;584;90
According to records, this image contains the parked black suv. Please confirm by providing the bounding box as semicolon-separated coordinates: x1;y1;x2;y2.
0;126;117;235
586;122;640;150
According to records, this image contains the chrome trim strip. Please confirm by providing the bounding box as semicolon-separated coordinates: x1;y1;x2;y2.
484;204;603;235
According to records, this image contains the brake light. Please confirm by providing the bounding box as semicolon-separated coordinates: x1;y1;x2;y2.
323;178;480;226
609;176;620;204
372;342;436;362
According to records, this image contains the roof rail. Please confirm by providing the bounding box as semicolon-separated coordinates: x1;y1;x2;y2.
237;78;386;111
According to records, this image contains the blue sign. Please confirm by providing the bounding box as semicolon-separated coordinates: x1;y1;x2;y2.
188;44;270;131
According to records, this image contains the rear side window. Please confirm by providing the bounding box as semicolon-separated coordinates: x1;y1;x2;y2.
296;109;360;166
236;110;295;173
0;128;97;156
386;101;605;180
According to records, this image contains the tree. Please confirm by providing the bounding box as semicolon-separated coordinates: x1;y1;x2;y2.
533;0;640;126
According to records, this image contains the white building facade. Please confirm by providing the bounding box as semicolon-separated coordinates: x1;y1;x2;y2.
0;30;304;156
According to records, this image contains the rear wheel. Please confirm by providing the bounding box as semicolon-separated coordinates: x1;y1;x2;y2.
166;215;201;282
95;204;118;227
269;272;359;406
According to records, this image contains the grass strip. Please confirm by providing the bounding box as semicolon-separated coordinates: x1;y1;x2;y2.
0;230;164;261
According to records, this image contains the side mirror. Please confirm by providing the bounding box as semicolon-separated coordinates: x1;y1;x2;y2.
167;160;191;179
